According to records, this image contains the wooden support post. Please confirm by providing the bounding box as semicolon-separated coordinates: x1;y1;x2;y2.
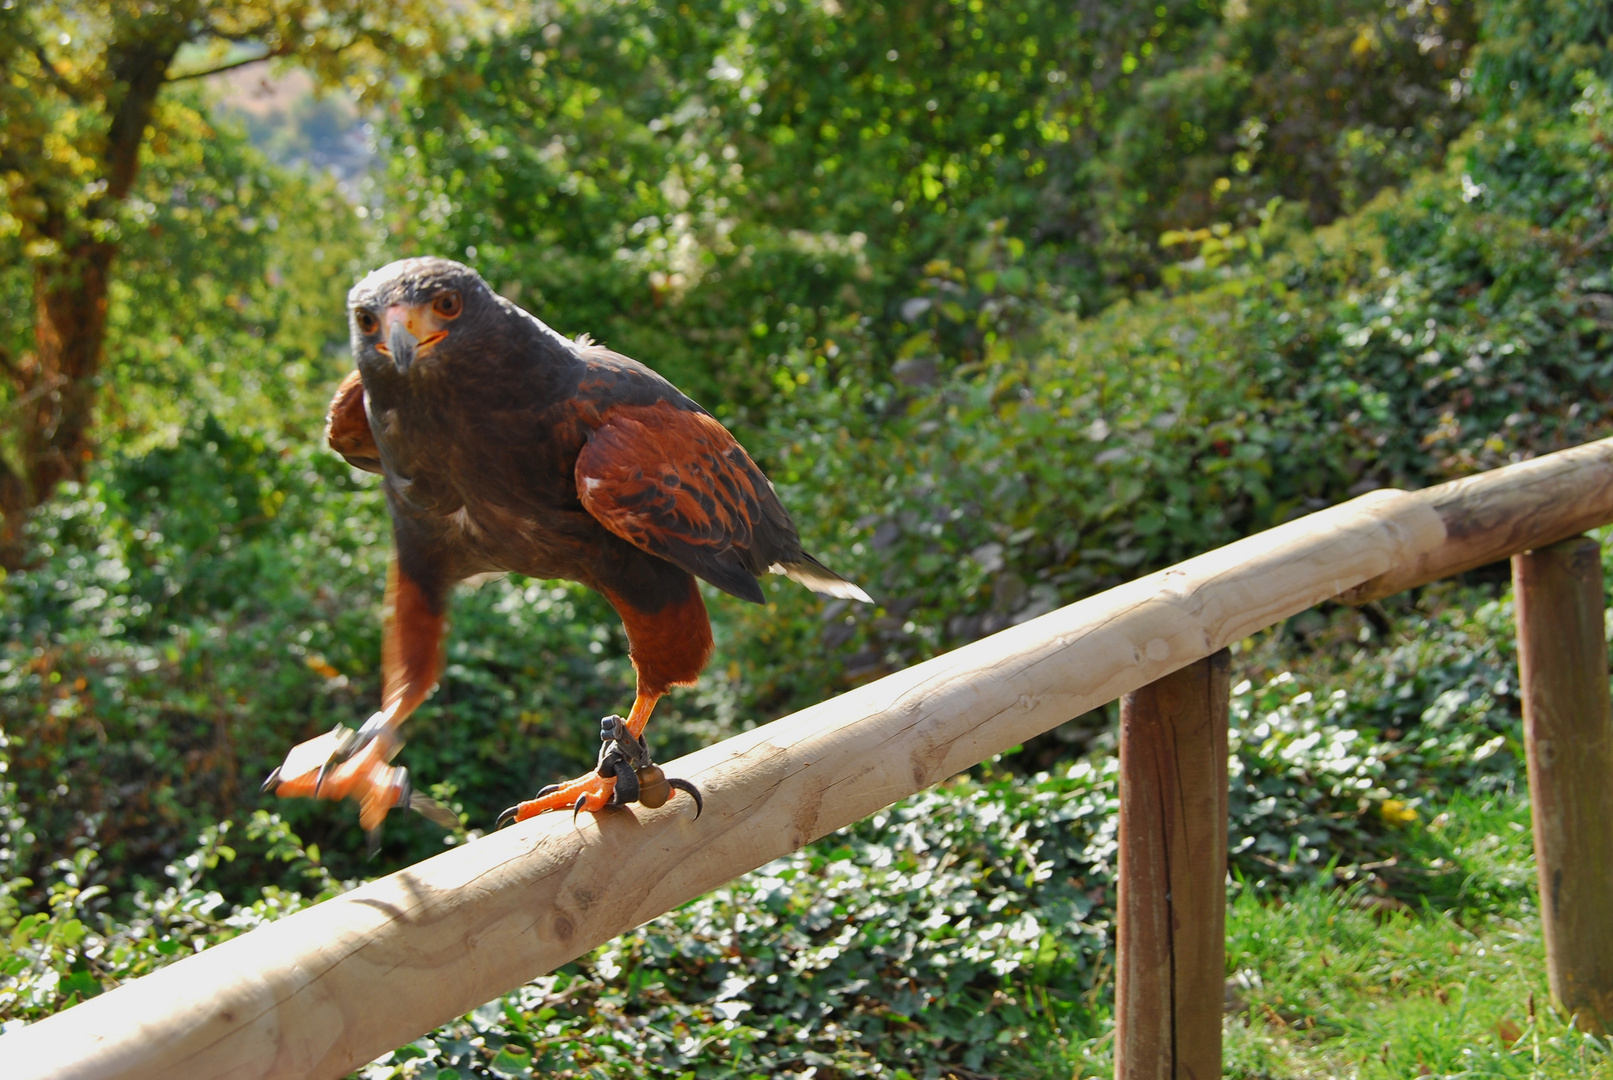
1116;649;1231;1080
1513;535;1613;1032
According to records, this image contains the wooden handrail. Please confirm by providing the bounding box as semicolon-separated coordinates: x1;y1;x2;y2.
1341;437;1613;602
6;435;1613;1080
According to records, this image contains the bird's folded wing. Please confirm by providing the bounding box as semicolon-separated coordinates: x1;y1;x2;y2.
575;403;787;604
326;369;383;474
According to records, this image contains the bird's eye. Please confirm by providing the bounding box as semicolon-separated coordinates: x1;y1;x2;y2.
355;309;379;334
433;291;463;319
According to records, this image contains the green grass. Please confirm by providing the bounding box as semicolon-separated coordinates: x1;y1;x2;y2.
1222;795;1613;1080
1016;794;1613;1080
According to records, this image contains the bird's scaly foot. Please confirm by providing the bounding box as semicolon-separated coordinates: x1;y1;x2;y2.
263;716;458;835
496;715;702;827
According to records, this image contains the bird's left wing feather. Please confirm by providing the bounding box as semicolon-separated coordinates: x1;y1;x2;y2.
575;402;786;604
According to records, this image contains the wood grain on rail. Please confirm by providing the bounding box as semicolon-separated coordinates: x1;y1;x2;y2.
1340;437;1613;603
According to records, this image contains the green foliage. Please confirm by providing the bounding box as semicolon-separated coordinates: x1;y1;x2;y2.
1;0;471;259
706;79;1612;692
0;0;491;560
0;806;350;1025
2;578;1568;1075
378;0;1162;402
1226;592;1525;889
1092;0;1476;264
1473;0;1613;112
0;82;376;464
103;102;378;448
379;0;1481;409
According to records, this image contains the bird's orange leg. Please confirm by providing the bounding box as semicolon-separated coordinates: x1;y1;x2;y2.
497;692;665;823
266;558;448;833
499;574;713;826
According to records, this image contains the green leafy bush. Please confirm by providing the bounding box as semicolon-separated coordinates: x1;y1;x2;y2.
5;572;1559;1077
0;804;349;1026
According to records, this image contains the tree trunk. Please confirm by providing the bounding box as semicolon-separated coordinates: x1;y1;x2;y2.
31;245;115;483
0;250;116;570
0;34;175;568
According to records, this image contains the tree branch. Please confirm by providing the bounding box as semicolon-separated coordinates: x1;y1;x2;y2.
31;42;83;100
165;48;285;83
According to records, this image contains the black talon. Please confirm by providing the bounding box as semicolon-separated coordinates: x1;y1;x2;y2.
409;793;461;830
377;766;458;829
667;778;704;819
534;783;562;799
496;805;521;830
260;766;282;794
572;794;588;821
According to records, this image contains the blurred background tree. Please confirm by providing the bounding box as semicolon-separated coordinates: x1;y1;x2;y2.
0;0;489;565
5;0;1609;896
378;0;1477;405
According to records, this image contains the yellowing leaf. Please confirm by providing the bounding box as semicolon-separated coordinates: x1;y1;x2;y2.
305;655;340;679
1379;799;1418;826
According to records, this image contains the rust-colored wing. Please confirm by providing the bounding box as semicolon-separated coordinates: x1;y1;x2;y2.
326;369;382;473
576;402;805;604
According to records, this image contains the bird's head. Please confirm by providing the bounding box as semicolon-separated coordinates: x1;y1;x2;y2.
347;257;496;376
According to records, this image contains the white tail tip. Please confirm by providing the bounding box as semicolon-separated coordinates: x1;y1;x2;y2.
771;561;874;604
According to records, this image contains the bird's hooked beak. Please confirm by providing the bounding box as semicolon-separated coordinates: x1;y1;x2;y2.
377;303;449;373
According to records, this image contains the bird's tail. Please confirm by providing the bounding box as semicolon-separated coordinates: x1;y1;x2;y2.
770;553;874;604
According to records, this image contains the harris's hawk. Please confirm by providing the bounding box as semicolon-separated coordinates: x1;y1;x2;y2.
266;257;870;837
